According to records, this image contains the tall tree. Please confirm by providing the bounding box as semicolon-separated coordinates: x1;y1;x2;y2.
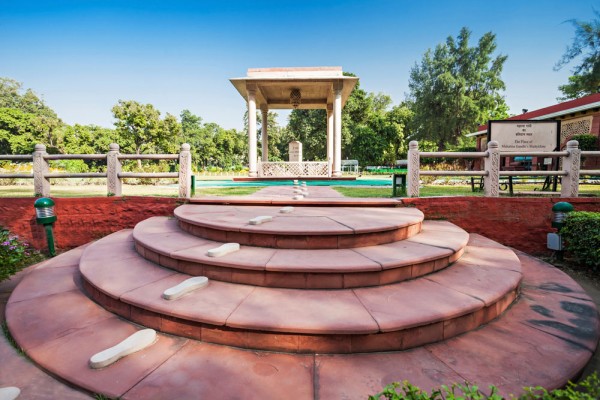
112;100;183;167
408;27;508;150
555;11;600;100
0;78;62;154
287;109;327;160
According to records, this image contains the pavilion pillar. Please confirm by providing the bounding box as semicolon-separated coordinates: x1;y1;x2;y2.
247;86;258;177
261;105;269;162
326;104;334;177
332;83;342;177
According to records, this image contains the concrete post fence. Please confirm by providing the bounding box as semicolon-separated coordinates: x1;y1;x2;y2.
407;140;591;198
1;143;192;199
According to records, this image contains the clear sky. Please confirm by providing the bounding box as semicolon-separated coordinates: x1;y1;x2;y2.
0;0;598;131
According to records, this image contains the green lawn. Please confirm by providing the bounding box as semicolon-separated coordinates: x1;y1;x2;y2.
333;185;482;198
0;183;598;198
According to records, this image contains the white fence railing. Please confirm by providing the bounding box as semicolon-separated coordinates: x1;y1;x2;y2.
407;140;600;198
258;161;329;177
0;143;192;198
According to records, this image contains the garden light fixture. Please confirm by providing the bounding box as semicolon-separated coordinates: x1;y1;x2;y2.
551;201;574;230
34;197;56;257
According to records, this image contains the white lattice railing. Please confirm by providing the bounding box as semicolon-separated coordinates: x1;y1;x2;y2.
258;161;329;177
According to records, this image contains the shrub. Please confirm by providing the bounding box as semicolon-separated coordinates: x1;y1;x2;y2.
0;228;44;282
369;373;600;399
561;211;600;269
571;134;598;151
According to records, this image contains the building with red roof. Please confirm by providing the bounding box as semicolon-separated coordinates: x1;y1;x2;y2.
468;93;600;170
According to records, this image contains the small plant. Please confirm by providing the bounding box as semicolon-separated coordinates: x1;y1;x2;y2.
561;211;600;270
369;373;600;399
0;228;44;282
1;321;26;357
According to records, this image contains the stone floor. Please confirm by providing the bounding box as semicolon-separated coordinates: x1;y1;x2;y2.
0;186;598;398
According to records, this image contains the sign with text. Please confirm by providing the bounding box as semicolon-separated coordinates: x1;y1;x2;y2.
288;141;302;162
488;120;559;152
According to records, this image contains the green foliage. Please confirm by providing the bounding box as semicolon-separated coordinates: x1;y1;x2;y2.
408;27;508;150
287;109;328;160
2;321;26;357
571;134;598;151
112;100;182;160
370;374;600;400
0;78;62;154
561;211;600;269
0;78;58;119
555;10;600;101
0;107;62;154
0;228;44;282
183;109;247;170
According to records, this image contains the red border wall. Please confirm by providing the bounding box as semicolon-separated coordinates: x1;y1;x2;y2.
0;197;181;251
0;196;598;255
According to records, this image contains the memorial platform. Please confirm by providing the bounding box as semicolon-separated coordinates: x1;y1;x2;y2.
3;194;599;399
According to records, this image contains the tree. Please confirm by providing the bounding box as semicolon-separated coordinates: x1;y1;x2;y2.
0;78;62;154
287;109;327;160
112;100;182;168
0;78;59;119
408;27;508;151
555;11;600;100
0;108;62;154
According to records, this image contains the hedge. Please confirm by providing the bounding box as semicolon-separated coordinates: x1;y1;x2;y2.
561;211;600;269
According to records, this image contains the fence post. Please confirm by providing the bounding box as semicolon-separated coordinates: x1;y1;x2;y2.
107;143;122;196
407;140;420;197
179;143;192;199
561;140;580;198
33;144;50;197
484;140;500;197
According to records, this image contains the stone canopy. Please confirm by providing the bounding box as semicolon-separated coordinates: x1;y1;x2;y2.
230;67;358;110
230;67;359;178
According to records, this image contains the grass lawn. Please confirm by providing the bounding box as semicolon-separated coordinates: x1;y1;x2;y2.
198;187;261;196
0;184;180;197
334;185;483;198
1;182;598;198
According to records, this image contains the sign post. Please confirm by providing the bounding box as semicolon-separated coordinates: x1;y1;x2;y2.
487;120;559;153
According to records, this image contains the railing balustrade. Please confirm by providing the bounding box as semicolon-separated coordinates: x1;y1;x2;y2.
1;143;192;198
407;140;597;198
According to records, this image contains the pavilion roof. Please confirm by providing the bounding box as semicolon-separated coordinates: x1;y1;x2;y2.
230;67;359;109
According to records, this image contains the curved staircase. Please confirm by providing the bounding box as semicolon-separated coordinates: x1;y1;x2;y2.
4;201;599;399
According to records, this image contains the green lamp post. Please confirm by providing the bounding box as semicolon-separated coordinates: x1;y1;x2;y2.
34;197;56;257
548;201;574;260
551;201;575;230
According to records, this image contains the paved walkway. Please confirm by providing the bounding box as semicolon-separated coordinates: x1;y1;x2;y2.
0;266;92;399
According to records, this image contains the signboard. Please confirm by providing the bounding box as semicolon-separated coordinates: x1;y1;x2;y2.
288;141;302;162
488;120;559;152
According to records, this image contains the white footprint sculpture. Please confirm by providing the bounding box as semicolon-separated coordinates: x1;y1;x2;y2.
0;387;20;400
207;243;240;258
162;276;209;300
89;329;157;369
249;216;273;225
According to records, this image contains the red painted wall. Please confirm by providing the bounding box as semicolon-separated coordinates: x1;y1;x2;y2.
0;197;181;251
0;196;598;256
402;197;600;254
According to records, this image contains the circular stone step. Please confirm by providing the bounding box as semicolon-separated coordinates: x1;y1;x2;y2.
5;245;596;399
132;217;469;289
79;230;522;353
174;205;424;249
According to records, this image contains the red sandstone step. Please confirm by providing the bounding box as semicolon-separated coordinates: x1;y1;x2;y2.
5;245;597;399
174;204;424;249
79;230;521;353
133;217;468;288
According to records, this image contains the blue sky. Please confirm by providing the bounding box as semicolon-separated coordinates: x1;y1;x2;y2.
1;0;598;130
